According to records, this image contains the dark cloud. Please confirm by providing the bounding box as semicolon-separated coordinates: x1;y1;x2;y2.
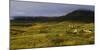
10;1;94;18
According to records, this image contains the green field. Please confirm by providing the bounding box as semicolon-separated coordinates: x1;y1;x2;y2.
10;21;94;50
10;10;94;50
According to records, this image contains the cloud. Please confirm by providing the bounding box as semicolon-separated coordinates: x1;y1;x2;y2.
10;1;94;17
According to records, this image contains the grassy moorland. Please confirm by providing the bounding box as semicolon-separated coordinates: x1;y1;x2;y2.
10;10;94;50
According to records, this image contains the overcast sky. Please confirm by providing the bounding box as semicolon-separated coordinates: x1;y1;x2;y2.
10;1;94;18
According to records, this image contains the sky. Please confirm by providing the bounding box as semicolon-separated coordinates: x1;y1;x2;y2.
10;1;94;18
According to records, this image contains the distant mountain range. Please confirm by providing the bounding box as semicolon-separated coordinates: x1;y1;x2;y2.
11;9;94;23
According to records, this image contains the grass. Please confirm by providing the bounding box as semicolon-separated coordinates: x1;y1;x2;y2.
10;21;94;50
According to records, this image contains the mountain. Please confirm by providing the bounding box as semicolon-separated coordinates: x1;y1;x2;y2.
11;9;94;23
60;9;94;22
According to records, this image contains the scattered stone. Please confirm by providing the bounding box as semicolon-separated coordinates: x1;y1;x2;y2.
83;29;92;33
73;29;78;33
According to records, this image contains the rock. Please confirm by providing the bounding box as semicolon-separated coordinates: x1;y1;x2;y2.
73;29;78;33
83;29;92;33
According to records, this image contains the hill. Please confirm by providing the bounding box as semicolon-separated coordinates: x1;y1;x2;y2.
11;9;94;23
